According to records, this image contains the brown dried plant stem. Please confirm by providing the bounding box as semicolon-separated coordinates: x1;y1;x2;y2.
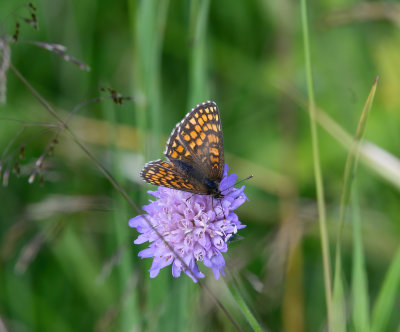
9;64;244;332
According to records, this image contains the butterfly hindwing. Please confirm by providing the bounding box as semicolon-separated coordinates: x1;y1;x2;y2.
140;159;208;194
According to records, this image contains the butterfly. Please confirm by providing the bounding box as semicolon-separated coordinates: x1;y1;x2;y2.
140;101;225;198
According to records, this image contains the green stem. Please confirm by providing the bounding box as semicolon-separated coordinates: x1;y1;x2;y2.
300;0;332;325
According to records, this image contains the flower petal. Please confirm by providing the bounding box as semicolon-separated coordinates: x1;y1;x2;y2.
138;247;155;258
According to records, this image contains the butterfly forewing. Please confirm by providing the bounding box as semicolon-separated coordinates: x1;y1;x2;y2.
176;101;224;181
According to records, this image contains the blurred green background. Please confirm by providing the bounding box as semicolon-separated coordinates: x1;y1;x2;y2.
1;0;400;331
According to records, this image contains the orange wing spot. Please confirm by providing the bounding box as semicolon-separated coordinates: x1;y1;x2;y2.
171;181;178;187
215;114;219;121
161;162;170;167
184;151;191;156
208;134;216;143
205;108;210;113
189;118;196;125
207;123;212;130
189;141;196;149
196;138;203;146
200;132;206;140
212;124;217;131
172;141;177;147
148;170;154;174
199;109;203;113
203;126;209;131
198;118;204;126
190;131;198;139
185;124;190;129
208;114;213;120
184;134;191;141
202;114;208;121
195;124;201;132
210;147;219;155
171;151;178;158
176;145;184;153
210;155;219;163
194;113;199;118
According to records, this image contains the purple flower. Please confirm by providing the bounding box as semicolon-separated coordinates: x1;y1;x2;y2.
129;164;247;282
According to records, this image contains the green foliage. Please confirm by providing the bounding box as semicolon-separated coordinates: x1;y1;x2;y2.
1;0;400;331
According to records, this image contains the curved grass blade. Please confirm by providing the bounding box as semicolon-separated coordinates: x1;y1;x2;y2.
332;77;378;332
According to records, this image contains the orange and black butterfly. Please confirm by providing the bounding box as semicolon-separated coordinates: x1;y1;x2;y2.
140;101;224;198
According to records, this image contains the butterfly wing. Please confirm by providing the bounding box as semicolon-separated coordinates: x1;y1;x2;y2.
140;159;208;194
176;101;224;181
164;118;197;168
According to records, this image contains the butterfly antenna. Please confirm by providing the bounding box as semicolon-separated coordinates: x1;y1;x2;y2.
221;174;254;193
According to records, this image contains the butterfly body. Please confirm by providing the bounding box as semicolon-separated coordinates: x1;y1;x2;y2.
140;101;225;198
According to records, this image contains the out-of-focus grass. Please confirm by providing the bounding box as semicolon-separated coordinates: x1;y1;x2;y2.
1;1;400;331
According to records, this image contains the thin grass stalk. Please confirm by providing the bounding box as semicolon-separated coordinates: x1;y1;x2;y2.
300;0;332;325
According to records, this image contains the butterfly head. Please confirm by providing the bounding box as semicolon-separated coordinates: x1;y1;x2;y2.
204;178;223;199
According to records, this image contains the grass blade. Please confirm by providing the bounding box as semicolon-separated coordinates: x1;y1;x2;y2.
188;0;211;106
332;262;346;332
300;0;332;324
332;77;378;332
371;246;400;332
337;77;378;237
228;281;263;332
351;185;370;332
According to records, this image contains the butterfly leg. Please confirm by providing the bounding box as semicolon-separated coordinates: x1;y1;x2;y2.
186;193;196;203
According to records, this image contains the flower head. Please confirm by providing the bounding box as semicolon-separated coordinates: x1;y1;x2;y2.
129;164;247;282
